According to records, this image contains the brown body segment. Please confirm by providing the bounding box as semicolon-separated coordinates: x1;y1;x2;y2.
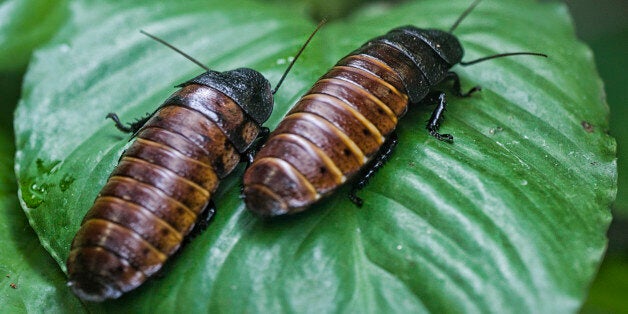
67;247;146;297
98;177;199;235
350;43;430;100
289;94;383;156
253;133;344;193
67;82;265;301
308;79;399;136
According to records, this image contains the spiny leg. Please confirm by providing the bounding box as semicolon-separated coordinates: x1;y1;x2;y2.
187;200;216;240
425;92;454;143
106;112;152;134
162;200;216;273
423;72;479;142
443;71;481;97
240;127;270;198
243;127;270;166
349;132;399;207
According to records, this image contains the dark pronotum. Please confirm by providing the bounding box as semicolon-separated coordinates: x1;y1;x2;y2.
65;23;323;301
242;0;546;216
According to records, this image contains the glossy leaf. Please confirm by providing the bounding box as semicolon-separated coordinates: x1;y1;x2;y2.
13;0;615;312
0;128;86;313
0;71;84;311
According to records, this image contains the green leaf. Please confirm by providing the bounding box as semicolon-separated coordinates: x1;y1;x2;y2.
0;128;85;313
0;0;69;70
13;0;615;312
0;73;84;310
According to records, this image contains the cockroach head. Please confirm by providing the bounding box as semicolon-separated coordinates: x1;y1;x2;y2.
185;68;274;125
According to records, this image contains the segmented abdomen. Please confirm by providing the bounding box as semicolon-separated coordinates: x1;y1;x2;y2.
243;51;412;216
67;83;260;301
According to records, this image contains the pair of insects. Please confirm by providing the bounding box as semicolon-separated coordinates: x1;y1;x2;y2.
66;0;546;301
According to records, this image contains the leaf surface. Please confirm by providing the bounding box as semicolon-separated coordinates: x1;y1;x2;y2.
13;0;615;312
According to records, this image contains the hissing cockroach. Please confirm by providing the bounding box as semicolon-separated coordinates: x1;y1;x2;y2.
66;25;322;301
243;0;547;216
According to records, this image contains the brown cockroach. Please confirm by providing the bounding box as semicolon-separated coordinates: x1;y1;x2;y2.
243;0;546;216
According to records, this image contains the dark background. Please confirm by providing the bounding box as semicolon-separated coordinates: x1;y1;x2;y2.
563;0;628;312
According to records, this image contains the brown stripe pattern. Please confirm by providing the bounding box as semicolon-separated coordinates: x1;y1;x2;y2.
67;83;262;301
243;26;462;216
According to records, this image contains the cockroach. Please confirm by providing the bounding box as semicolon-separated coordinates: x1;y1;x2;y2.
66;24;322;301
243;0;547;216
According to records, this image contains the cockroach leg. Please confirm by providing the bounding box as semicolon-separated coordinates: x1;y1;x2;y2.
425;92;454;143
106;112;151;134
188;200;216;239
243;127;270;166
442;71;481;97
349;132;399;207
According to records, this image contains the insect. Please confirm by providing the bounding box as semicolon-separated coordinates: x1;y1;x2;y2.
242;0;547;216
66;25;321;301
